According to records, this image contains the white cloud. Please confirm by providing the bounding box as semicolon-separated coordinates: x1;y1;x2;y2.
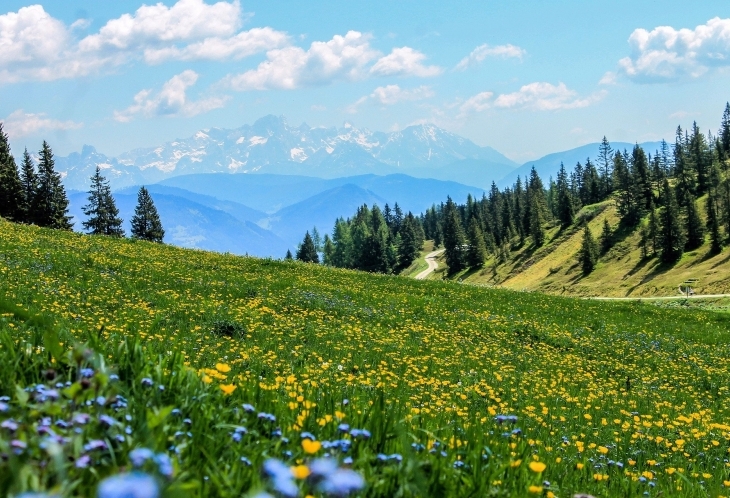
347;84;434;113
493;82;604;111
617;17;730;82
0;1;285;83
458;91;494;116
599;71;617;85
2;109;82;138
142;27;288;63
79;0;242;52
455;43;525;70
370;47;442;77
226;31;380;91
114;70;228;122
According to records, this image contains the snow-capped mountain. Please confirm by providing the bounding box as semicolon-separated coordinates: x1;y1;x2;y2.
57;115;518;191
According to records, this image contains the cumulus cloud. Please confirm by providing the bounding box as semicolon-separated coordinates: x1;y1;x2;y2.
0;1;286;83
2;109;82;138
493;82;604;111
114;70;228;122
617;17;730;82
226;31;380;90
457;91;494;116
455;43;525;70
347;84;434;113
370;47;442;77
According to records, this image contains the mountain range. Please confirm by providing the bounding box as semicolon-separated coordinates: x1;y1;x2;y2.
56;115;517;191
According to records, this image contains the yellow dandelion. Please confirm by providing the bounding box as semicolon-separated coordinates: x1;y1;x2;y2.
302;439;322;454
529;461;546;473
219;384;236;395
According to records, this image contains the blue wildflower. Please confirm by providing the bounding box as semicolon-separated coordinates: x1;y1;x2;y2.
242;403;256;413
97;472;159;498
140;378;153;387
80;368;94;378
317;468;365;497
75;454;91;469
129;448;154;467
154;453;173;478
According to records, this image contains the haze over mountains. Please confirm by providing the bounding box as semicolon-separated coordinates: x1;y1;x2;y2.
56;115;670;258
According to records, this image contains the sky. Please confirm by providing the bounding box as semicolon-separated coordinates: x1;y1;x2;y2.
1;0;730;163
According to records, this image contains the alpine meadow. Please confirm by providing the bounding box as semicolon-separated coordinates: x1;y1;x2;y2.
3;1;730;497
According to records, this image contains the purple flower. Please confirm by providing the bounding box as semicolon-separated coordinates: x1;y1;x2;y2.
11;439;27;450
99;415;116;428
1;419;19;432
73;413;91;425
76;454;92;469
97;472;160;498
84;439;108;452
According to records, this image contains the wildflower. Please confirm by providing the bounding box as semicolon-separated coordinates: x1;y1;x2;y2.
75;454;91;468
528;485;542;494
262;459;298;498
141;378;154;387
216;363;231;373
529;461;546;473
97;472;159;498
302;439;322;454
291;464;311;479
130;448;155;467
1;419;19;432
243;403;256;413
154;453;173;478
80;368;95;378
220;384;236;395
317;468;365;497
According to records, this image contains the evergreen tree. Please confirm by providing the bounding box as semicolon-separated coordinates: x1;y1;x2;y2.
578;225;599;275
284;249;293;261
442;197;467;272
34;141;72;229
647;201;660;256
322;234;335;265
720;102;730;157
684;194;704;250
82;166;124;236
311;226;322;253
529;192;545;247
466;217;488;268
706;162;723;255
597;136;613;198
613;150;640;226
659;179;685;263
0;123;24;221
673;126;695;207
397;213;423;270
688;122;710;194
639;224;650;259
631;144;653;210
556;162;574;228
331;219;353;268
19;149;38;223
130;186;164;242
393;203;404;235
599;218;613;255
296;231;319;263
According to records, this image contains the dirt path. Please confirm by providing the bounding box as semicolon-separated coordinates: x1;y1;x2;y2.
588;293;730;301
415;249;445;280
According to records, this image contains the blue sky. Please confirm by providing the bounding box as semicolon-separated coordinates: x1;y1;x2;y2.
1;0;729;162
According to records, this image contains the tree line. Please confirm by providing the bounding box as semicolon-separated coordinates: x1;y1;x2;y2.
0;125;164;242
420;102;730;275
292;202;425;273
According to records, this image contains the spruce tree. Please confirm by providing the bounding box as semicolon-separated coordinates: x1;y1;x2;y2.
322;234;334;265
556;162;574;228
442;197;467;272
659;179;685;263
284;249;294;261
684;194;704;250
466;217;488;268
720;102;730;158
296;231;319;263
19;149;38;223
597;136;614;198
130;186;164;242
578;225;599;275
647;202;659;256
0;123;24;221
529;192;545;247
82;166;124;237
397;214;423;270
706;189;723;255
35;141;72;229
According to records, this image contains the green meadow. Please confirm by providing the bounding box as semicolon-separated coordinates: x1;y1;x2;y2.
1;219;730;497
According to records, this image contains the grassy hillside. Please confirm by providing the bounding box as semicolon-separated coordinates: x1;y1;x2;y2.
431;198;730;297
1;220;730;497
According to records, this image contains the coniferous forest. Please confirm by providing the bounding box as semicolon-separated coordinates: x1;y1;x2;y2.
299;102;730;278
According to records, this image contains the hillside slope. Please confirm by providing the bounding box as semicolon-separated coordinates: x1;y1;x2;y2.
428;199;730;297
1;220;729;496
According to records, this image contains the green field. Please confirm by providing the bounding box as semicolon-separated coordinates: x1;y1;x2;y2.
2;219;730;497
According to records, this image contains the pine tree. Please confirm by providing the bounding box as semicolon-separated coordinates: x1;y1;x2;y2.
19;149;38;223
578;226;599;275
632;144;653;210
706;162;723;255
613;150;640;226
284;249;294;261
442;197;467;272
647;201;659;256
311;226;322;253
397;213;423;270
659;179;685;263
599;218;613;255
331;219;353;268
466;217;488;268
556;163;574;228
130;186;164;242
322;234;334;265
684;194;704;250
720;102;730;157
34;141;72;229
296;231;319;263
673;126;696;207
0;123;24;221
82;166;124;236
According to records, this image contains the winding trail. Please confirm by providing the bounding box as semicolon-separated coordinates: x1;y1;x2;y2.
415;249;445;280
